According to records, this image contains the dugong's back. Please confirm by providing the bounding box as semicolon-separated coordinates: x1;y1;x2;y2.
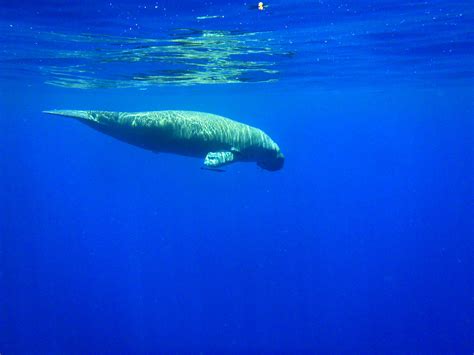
44;109;284;170
130;110;272;156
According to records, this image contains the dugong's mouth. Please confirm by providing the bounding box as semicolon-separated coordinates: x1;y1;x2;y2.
258;153;284;171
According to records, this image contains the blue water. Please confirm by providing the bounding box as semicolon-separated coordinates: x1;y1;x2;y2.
1;0;473;353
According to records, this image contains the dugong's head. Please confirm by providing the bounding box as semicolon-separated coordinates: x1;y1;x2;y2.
257;148;285;171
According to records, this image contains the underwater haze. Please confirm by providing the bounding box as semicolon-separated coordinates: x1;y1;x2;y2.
1;0;473;353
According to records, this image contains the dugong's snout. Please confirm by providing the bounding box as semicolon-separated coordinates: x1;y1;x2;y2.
257;151;285;171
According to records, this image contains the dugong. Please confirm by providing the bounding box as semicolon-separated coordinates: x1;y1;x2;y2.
43;110;284;171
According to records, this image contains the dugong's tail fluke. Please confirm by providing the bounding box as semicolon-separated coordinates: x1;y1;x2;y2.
43;110;92;120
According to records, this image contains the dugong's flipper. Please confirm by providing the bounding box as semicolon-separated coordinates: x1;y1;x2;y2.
204;151;235;168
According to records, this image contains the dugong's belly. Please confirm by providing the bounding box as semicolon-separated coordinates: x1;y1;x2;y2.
86;120;230;157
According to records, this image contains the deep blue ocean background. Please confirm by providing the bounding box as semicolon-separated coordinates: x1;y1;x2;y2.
1;0;473;353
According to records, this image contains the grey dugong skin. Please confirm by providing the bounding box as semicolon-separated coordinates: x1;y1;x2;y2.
43;110;284;171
